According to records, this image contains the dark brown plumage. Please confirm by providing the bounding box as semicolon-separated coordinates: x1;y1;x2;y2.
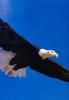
0;18;69;82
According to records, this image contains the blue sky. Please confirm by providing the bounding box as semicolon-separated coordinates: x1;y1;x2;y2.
0;0;69;100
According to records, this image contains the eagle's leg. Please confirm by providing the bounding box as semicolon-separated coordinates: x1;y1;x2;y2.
5;64;17;76
6;65;26;77
7;70;17;77
19;68;26;77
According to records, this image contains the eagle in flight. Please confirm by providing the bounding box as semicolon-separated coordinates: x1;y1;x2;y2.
0;18;69;82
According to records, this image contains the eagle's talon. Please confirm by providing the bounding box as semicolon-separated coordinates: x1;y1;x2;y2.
7;70;17;77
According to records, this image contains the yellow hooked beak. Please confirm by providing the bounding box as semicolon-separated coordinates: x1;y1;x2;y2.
53;52;58;58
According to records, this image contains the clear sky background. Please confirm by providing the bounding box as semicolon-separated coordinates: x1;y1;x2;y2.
0;0;69;100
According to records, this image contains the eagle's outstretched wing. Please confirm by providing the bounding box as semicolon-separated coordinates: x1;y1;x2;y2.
30;58;69;82
0;18;37;50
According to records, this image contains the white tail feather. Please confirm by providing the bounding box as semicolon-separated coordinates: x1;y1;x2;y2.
0;48;16;71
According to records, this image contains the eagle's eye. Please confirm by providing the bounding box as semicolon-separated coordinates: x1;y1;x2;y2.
51;51;54;53
49;51;55;54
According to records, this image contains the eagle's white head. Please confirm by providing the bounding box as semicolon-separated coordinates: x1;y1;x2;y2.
39;49;58;59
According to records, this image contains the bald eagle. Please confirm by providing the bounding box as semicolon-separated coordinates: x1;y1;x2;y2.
0;18;69;82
